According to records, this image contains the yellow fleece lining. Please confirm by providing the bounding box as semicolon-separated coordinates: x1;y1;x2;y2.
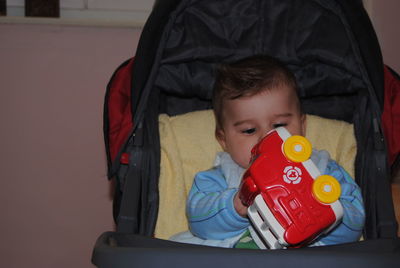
155;110;356;239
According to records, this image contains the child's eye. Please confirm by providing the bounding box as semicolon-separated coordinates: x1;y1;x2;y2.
241;128;256;134
273;123;287;128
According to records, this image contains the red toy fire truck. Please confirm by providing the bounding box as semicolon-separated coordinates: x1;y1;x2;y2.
239;127;343;249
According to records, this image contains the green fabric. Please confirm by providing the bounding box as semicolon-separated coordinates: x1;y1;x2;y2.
234;230;260;249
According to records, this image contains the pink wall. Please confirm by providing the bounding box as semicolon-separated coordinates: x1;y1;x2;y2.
369;0;400;73
0;22;141;268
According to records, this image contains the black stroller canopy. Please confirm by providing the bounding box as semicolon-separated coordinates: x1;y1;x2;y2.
147;0;381;122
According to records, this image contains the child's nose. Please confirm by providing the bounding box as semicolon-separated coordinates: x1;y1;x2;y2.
258;129;271;143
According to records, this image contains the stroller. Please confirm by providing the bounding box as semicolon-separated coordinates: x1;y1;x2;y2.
92;0;400;267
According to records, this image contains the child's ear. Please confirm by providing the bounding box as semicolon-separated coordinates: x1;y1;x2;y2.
301;114;307;136
215;128;227;151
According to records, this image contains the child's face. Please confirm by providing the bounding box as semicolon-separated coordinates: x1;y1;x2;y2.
216;85;306;169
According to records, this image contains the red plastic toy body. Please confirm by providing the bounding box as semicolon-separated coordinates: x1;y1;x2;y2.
239;127;343;249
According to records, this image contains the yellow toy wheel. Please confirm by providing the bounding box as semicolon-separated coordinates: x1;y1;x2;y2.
312;175;341;204
283;135;312;163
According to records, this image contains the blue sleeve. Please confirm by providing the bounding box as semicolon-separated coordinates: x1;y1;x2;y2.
187;167;249;240
313;160;365;246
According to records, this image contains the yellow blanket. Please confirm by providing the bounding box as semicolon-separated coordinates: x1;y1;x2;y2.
155;110;356;239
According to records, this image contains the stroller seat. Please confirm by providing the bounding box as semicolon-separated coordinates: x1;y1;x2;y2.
93;0;400;267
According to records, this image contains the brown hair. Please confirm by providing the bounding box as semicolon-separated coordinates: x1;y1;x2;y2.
212;55;300;130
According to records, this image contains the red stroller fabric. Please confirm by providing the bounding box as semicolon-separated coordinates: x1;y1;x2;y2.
105;58;134;170
382;66;400;166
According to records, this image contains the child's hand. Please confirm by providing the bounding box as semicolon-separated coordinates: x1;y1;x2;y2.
234;192;248;217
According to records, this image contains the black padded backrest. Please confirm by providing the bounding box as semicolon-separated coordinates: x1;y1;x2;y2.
154;0;371;122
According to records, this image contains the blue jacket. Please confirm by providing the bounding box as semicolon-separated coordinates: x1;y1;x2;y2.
186;151;365;246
